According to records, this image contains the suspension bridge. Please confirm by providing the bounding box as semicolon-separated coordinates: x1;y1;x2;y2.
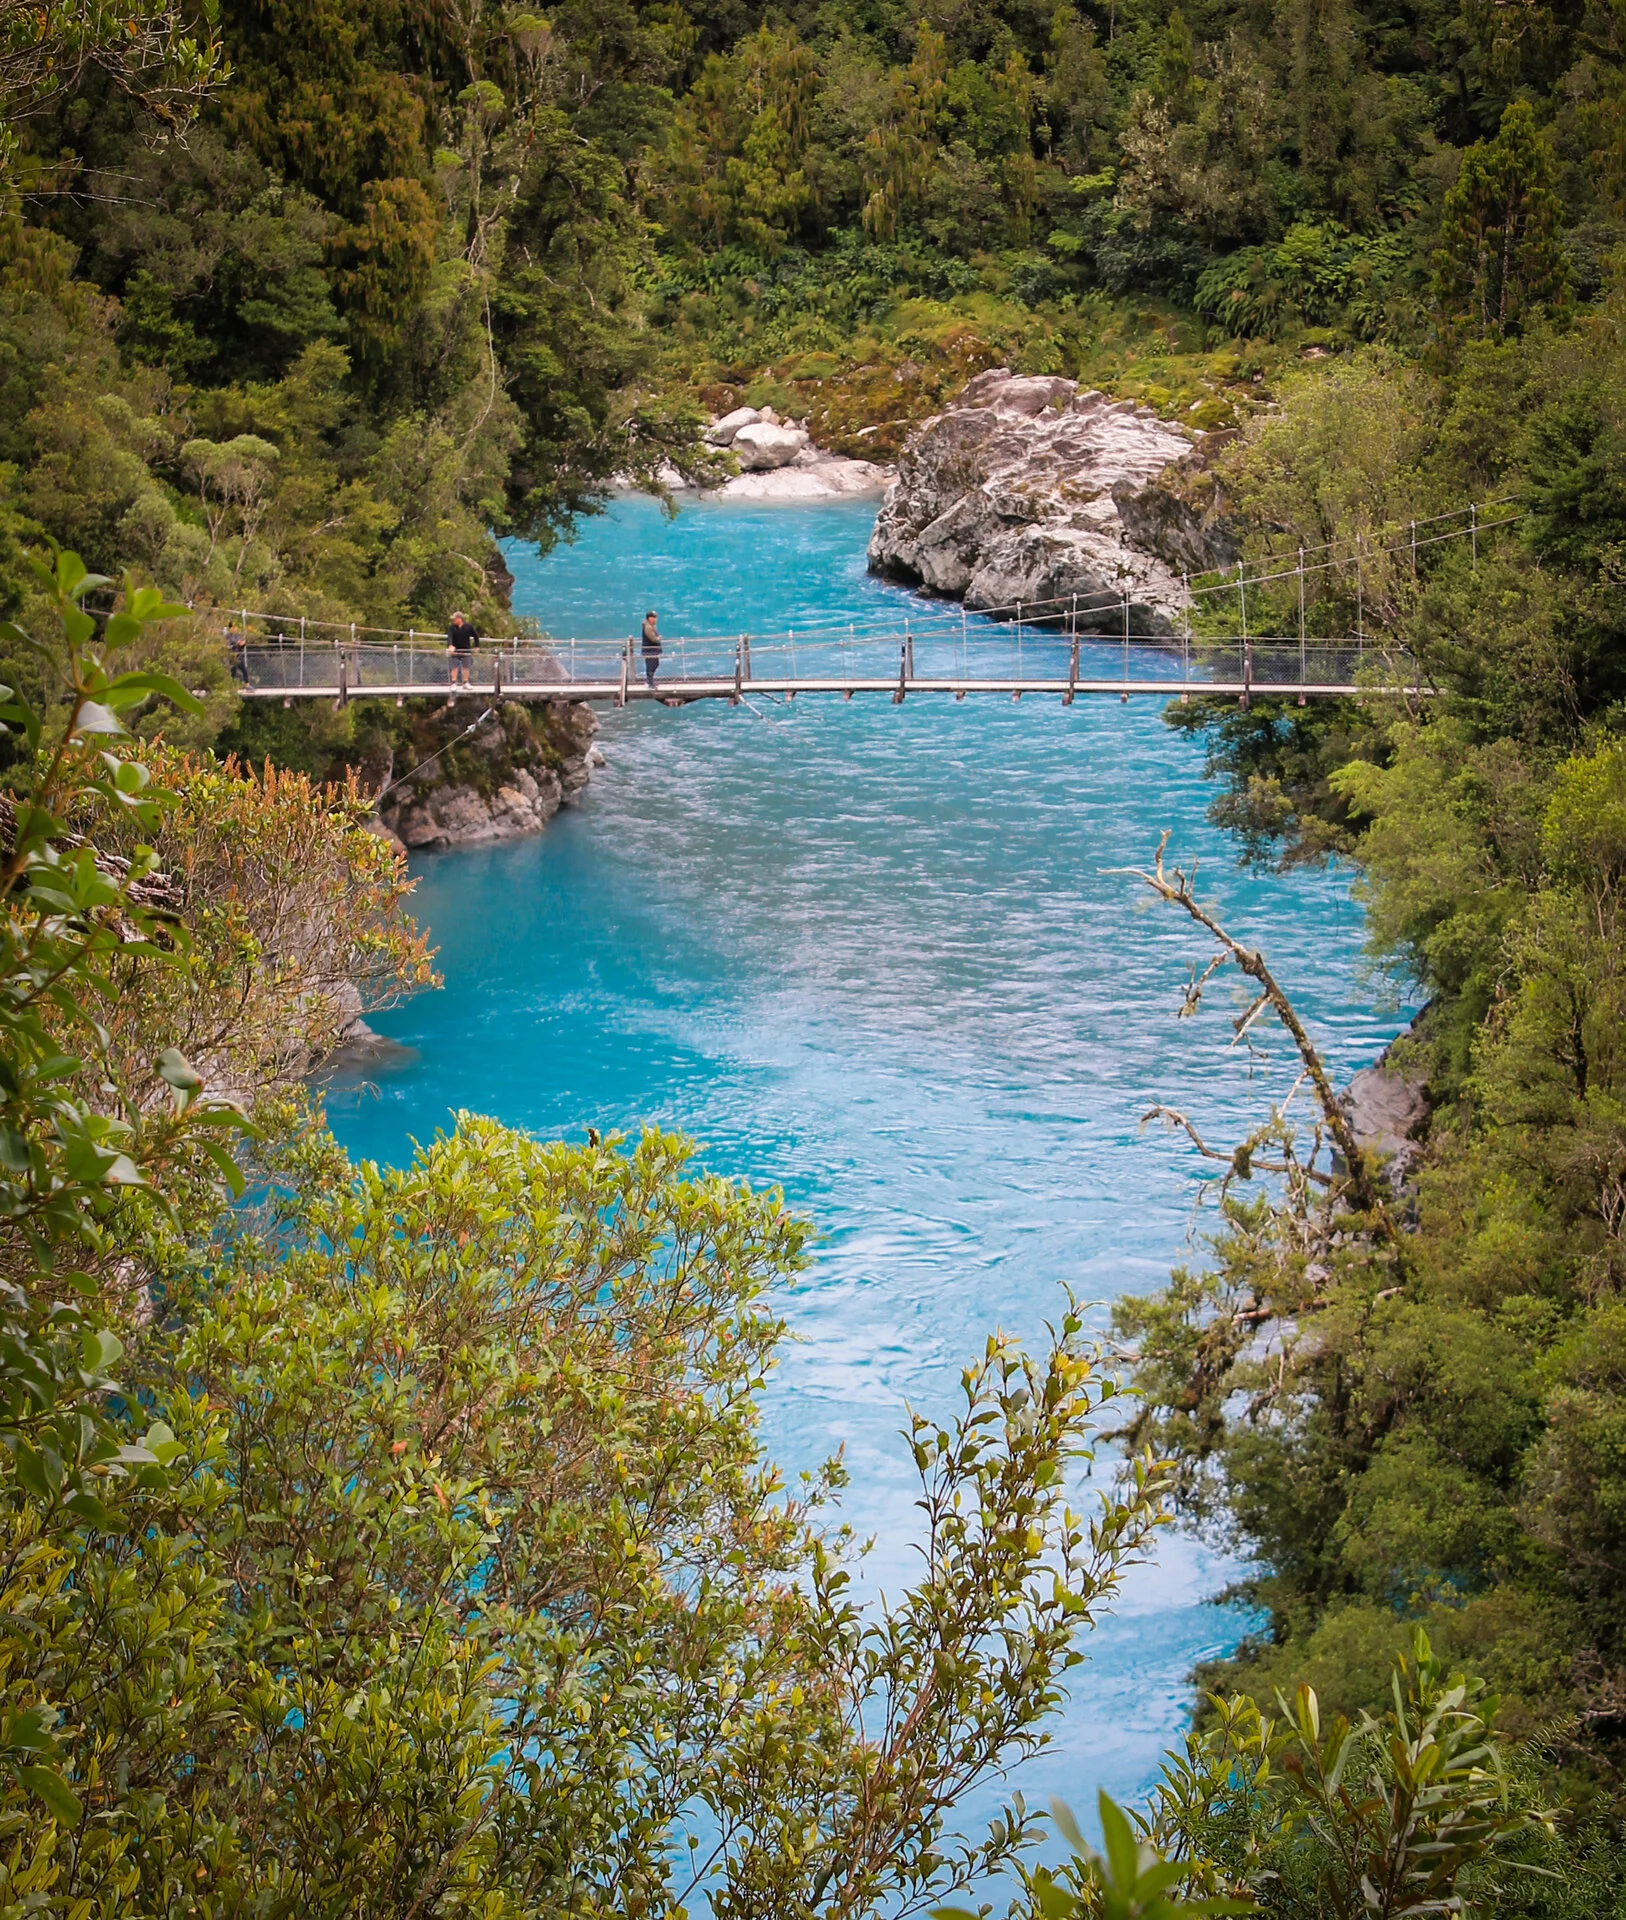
228;505;1507;710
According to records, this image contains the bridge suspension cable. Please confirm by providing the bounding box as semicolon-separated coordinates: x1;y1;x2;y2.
204;494;1515;707
209;499;1516;659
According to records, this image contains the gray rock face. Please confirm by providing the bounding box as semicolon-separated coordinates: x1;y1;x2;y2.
1340;1060;1429;1189
381;703;597;851
392;764;565;851
868;369;1224;631
1111;452;1240;575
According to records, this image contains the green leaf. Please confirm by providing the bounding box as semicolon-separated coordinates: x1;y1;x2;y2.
14;1444;51;1502
1098;1791;1142;1892
1050;1796;1086;1853
104;669;205;714
158;1048;203;1094
198;1136;246;1199
16;1762;82;1827
63;1487;120;1529
1;1707;55;1755
85;1327;124;1373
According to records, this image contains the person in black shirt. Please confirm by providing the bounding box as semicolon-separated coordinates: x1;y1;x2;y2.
640;609;661;688
447;611;478;687
224;619;250;684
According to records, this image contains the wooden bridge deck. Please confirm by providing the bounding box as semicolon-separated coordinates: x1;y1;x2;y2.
240;674;1380;702
232;633;1417;706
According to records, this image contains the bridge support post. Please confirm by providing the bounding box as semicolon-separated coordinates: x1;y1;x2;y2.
1181;572;1190;696
1238;559;1250;710
732;641;742;706
338;655;348;709
1064;634;1078;705
742;634;751;684
619;639;629;709
494;654;504;705
892;642;906;705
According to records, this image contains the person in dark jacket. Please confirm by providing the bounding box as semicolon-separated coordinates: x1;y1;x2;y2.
447;611;479;687
640;609;662;688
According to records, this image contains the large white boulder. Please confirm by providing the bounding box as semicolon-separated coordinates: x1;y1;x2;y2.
868;372;1215;631
732;421;811;471
705;406;761;446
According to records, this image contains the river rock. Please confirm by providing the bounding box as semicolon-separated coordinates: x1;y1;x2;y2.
724;450;893;500
706;406;761;446
732;421;811;471
869;369;1225;630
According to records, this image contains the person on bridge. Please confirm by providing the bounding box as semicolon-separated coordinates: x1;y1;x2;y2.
224;619;250;685
640;609;662;688
447;611;479;688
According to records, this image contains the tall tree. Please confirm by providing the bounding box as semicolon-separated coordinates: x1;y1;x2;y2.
1435;99;1568;337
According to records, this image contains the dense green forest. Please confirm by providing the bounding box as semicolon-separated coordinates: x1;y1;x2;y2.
4;0;1626;1910
8;0;1622;652
1118;329;1626;1820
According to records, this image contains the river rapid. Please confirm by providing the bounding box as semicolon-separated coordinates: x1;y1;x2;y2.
327;493;1410;1836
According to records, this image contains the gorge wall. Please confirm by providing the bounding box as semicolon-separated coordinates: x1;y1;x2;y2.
366;699;601;853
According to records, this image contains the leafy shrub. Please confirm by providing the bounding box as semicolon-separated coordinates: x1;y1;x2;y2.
1195;223;1413;342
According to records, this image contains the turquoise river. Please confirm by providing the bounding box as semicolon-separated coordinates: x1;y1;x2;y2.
327;492;1410;1846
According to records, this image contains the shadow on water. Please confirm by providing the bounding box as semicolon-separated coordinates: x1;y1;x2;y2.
325;492;1412;1861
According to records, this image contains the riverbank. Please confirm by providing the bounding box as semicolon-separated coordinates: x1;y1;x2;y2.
373;701;602;853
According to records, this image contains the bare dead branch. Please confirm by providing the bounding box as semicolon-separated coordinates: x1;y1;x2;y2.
1110;830;1394;1232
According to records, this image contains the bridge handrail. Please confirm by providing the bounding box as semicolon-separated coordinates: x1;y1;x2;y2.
210;497;1513;652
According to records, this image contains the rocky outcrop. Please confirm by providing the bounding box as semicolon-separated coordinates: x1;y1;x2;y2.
868;369;1232;631
375;701;599;853
700;405;892;496
1341;1058;1429;1191
1111;447;1241;576
391;764;565;849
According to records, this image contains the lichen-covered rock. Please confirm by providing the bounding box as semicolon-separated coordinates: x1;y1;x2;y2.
868;369;1221;630
380;701;595;851
1341;1061;1429;1189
